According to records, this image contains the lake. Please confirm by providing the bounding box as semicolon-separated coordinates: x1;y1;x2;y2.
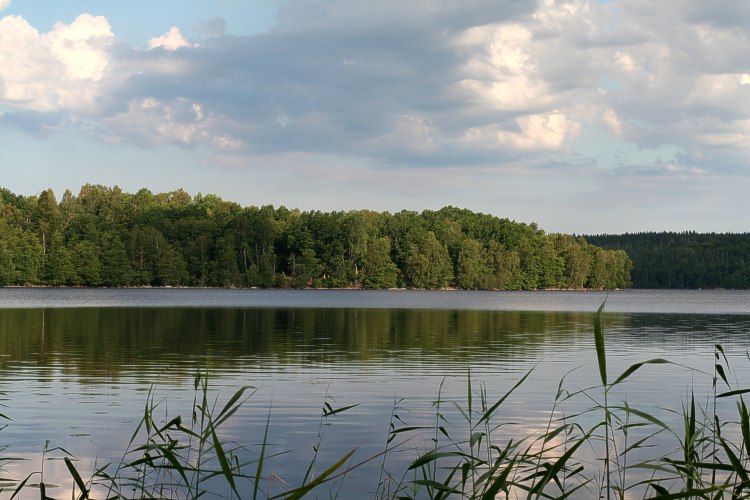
0;288;749;498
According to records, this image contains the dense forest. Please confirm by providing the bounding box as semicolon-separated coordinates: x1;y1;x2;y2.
0;185;631;290
587;232;750;289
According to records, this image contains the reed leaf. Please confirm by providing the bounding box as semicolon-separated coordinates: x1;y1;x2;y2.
612;358;671;386
63;457;89;499
719;437;750;485
608;405;670;431
643;486;724;499
715;364;729;387
408;450;464;470
480;459;515;500
210;417;240;498
323;402;360;417
281;448;357;500
594;300;607;386
10;473;32;500
252;406;272;500
717;388;750;398
740;397;750;459
530;428;594;495
476;368;533;427
411;479;461;495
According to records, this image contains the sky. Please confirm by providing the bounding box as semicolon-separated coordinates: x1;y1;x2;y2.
2;0;750;234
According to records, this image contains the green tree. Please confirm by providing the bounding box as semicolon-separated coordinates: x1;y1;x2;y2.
289;248;323;287
484;241;522;289
72;240;102;285
34;188;61;256
43;246;77;285
456;238;486;290
100;232;133;286
362;237;399;289
213;235;240;287
404;232;453;289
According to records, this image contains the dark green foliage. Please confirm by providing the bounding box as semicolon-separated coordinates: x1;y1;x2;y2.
404;231;453;289
588;232;750;289
0;185;632;289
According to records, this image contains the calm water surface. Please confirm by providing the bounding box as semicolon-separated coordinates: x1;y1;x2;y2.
0;289;749;497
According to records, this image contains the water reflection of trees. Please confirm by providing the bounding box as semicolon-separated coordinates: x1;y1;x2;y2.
0;308;666;379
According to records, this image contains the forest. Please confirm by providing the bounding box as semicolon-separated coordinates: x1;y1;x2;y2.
587;232;750;288
0;184;632;290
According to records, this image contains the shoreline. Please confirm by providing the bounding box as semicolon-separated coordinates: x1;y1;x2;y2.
3;285;742;291
0;284;627;291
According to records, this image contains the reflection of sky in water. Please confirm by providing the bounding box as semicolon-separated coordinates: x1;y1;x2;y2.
0;290;749;497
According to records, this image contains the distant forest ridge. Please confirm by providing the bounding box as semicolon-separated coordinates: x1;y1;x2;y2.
0;184;632;290
586;232;750;289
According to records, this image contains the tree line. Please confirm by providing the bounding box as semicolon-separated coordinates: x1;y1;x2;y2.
0;184;632;289
586;232;750;289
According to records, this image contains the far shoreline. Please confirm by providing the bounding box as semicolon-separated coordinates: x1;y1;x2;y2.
2;285;739;291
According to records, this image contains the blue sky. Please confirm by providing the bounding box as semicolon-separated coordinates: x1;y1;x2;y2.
2;0;750;234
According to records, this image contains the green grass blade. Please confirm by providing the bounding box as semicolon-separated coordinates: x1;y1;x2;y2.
323;403;360;417
643;486;724;499
715;364;729;387
389;425;433;435
649;482;669;496
252;405;272;500
740;397;750;458
612;359;671;386
477;368;533;427
719;437;750;484
158;447;191;487
64;457;89;499
609;405;670;430
480;459;515;500
214;386;256;428
530;428;594;495
408;450;464;470
718;388;750;398
411;479;461;495
282;448;357;500
594;300;607;386
10;473;32;499
210;418;240;498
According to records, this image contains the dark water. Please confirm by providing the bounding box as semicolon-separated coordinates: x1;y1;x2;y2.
0;289;749;497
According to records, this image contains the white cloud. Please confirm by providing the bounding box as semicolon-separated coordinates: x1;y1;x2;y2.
497;113;581;151
0;14;112;112
48;14;111;80
457;112;581;152
148;26;194;51
601;108;624;138
457;23;553;111
6;0;750;181
104;96;242;149
0;0;10;12
363;114;440;155
107;97;208;145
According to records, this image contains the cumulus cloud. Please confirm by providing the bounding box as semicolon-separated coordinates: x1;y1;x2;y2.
0;14;112;112
104;96;242;149
458;24;554;112
5;0;750;176
148;26;194;50
497;113;581;151
362;114;441;156
0;0;10;12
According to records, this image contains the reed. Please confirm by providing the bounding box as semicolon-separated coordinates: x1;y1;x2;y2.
2;302;750;498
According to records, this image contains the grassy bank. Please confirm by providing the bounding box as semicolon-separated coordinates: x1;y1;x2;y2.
1;303;750;498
